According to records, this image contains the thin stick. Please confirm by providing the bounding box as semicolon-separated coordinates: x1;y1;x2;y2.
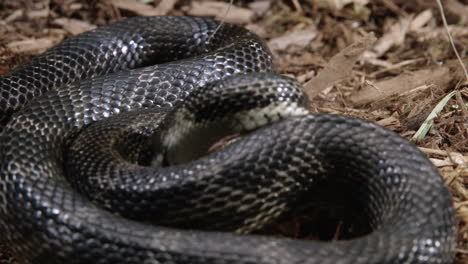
436;0;468;82
413;0;468;142
206;0;234;44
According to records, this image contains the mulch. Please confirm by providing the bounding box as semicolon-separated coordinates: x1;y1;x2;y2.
0;0;466;263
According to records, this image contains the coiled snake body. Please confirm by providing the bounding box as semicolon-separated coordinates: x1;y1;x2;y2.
0;16;457;263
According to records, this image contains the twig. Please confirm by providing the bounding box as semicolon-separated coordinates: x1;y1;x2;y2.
456;248;468;254
206;0;234;44
369;58;424;78
436;0;468;83
412;0;468;142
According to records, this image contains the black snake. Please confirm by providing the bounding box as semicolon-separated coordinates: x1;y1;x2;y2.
0;16;457;264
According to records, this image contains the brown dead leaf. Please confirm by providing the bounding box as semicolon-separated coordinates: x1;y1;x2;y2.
53;18;96;35
187;1;254;24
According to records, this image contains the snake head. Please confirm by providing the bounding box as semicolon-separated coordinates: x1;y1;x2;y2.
159;73;310;166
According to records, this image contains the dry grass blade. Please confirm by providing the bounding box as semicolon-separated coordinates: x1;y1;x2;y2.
412;90;456;142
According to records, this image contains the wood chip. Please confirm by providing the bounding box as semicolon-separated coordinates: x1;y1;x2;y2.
367;17;410;58
248;0;271;16
376;116;401;129
430;153;468;168
155;0;178;15
304;32;377;100
111;0;165;16
7;37;62;54
350;66;453;105
188;1;254;24
268;28;317;51
27;9;50;19
245;24;268;38
419;147;451;157
53;18;96;35
4;9;23;23
316;0;370;10
410;9;433;31
445;0;468;23
69;3;84;12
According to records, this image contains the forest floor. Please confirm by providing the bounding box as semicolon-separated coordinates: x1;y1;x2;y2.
0;0;467;263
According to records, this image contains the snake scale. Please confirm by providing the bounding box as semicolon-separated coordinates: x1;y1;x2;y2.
0;16;457;264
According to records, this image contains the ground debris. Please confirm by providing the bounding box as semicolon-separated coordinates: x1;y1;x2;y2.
0;0;466;263
186;1;254;24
